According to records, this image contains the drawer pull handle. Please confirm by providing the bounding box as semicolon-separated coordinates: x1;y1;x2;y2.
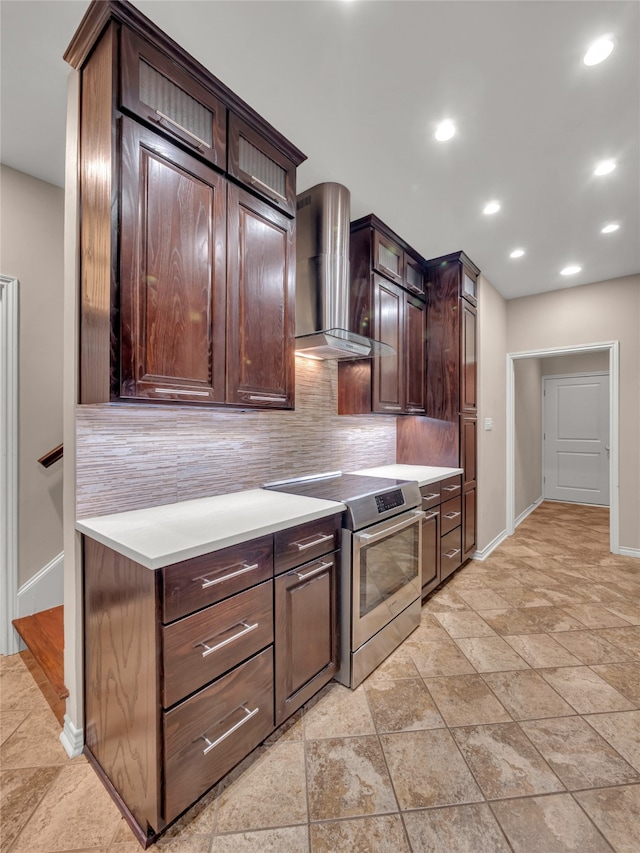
153;387;209;396
295;533;333;552
194;562;259;589
198;705;259;756
443;548;461;559
149;110;209;150
422;493;439;501
296;561;332;581
383;405;403;411
423;511;439;521
443;511;461;520
442;485;460;492
248;175;287;203
197;621;259;658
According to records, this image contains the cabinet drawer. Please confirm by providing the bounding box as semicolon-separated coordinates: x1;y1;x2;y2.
420;483;441;510
441;529;462;580
440;497;462;536
440;475;462;499
163;580;273;708
120;27;226;170
228;113;296;216
162;536;273;623
163;647;273;823
274;515;342;575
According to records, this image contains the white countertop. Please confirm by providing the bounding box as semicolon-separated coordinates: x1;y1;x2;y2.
352;464;463;487
76;489;345;570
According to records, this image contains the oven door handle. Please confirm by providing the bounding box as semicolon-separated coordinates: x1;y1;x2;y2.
354;509;425;544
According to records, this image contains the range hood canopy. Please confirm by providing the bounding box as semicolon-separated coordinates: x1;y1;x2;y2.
294;182;395;360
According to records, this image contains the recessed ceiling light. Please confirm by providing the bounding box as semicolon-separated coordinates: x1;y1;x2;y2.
584;35;614;66
510;249;525;258
601;223;620;233
483;200;500;215
561;265;582;276
594;159;616;176
435;120;456;141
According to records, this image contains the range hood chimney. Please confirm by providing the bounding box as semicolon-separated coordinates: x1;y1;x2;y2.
294;182;394;360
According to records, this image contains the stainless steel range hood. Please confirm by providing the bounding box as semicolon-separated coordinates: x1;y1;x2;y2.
294;182;394;360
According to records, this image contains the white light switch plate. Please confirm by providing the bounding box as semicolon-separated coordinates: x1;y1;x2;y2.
484;417;493;430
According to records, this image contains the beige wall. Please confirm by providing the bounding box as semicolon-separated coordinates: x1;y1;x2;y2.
541;351;610;377
477;274;507;552
0;165;65;586
514;358;543;518
507;275;640;551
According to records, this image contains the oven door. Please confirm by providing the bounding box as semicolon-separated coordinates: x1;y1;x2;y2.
351;509;424;650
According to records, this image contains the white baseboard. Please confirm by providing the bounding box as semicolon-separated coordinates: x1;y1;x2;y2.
60;713;84;758
17;552;64;618
471;529;509;561
515;496;544;529
619;547;640;559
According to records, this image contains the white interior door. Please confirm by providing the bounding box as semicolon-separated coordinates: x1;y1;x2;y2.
543;373;610;505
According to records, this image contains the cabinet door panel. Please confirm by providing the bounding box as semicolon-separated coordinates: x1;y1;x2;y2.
226;185;294;408
120;119;226;402
425;262;460;420
461;416;477;486
440;528;462;579
463;487;477;559
405;295;426;414
372;276;404;413
421;509;440;595
373;230;403;286
275;555;338;725
120;28;226;170
461;301;477;412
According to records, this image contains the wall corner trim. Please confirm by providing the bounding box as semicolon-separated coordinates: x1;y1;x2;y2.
515;496;544;529
60;713;84;758
471;529;509;561
619;547;640;560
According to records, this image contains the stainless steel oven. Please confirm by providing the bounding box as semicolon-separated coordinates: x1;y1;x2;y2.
264;472;423;688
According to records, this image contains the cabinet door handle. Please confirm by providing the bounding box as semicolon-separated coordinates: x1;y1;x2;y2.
443;548;461;559
194;562;259;589
442;485;460;492
245;394;286;403
148;110;208;150
423;511;439;521
196;621;259;658
443;511;461;520
295;560;332;581
153;387;209;396
198;705;259;755
248;175;287;203
295;533;333;552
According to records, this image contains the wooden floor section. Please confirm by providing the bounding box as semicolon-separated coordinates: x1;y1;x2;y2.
12;604;68;700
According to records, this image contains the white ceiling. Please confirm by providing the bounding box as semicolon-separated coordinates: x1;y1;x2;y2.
1;0;638;300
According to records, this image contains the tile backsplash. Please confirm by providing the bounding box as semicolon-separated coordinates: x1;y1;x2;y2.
76;358;397;518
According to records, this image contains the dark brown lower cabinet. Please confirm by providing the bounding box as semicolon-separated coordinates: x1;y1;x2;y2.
83;513;341;846
420;508;440;596
460;415;477;561
274;552;339;726
441;528;463;580
463;486;477;558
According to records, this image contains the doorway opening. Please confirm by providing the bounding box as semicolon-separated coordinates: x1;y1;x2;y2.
506;342;619;553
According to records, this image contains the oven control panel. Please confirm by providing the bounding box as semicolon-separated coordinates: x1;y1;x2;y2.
375;489;405;513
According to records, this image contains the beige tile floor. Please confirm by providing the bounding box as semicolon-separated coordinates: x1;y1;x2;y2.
2;502;639;852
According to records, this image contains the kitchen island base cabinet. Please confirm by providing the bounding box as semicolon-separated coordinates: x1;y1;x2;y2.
82;511;341;846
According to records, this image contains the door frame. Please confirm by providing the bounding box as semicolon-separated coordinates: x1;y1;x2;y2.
0;275;20;655
506;341;619;552
541;371;610;505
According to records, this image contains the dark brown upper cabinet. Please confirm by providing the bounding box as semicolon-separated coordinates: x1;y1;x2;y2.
119;119;227;403
226;186;295;408
120;26;227;170
66;0;305;409
338;216;427;416
228;114;297;217
424;251;480;421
